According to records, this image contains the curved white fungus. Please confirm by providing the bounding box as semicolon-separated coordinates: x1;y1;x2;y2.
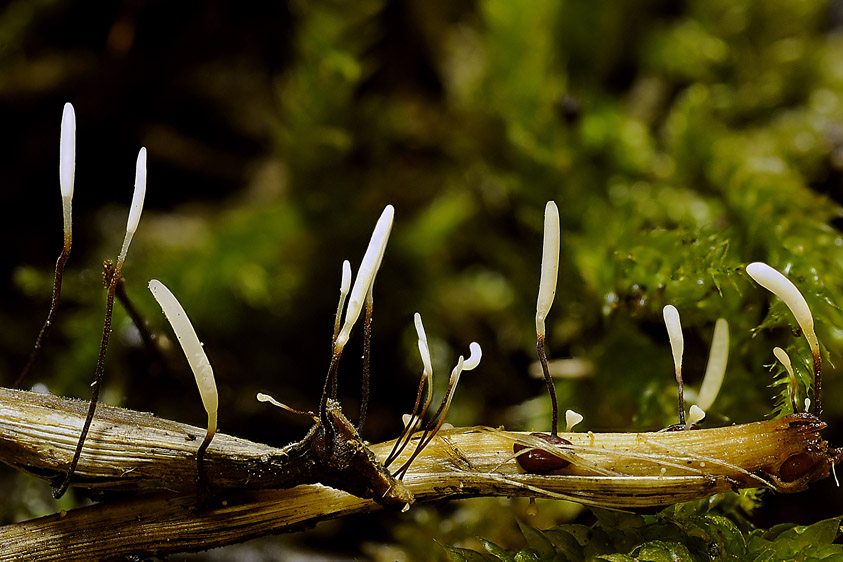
745;262;819;358
336;205;394;350
462;342;482;371
536;201;560;336
696;318;729;411
149;279;218;437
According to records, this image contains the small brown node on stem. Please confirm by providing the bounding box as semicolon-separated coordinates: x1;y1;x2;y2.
514;432;572;474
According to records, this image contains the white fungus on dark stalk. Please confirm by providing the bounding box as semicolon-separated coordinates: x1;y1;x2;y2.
149;279;218;443
746;262;822;415
391;339;482;478
59;102;76;244
117;148;147;267
536;201;560;338
535;201;561;436
663;305;687;426
335;205;394;351
15;103;79;390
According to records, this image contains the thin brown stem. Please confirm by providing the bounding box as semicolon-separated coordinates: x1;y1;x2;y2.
676;368;686;426
52;259;122;499
15;239;72;388
196;430;215;495
813;352;822;416
537;334;558;437
319;349;342;438
357;297;373;432
384;374;427;467
393;377;459;479
114;278;169;375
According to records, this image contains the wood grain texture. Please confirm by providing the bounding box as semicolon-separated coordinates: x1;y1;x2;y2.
0;387;838;559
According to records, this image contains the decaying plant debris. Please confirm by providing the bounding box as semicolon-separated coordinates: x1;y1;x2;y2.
2;104;842;560
0;386;839;560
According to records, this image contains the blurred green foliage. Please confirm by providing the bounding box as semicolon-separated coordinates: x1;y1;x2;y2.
445;500;843;561
3;0;843;558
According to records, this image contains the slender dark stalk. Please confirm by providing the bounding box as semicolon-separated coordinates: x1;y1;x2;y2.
52;259;122;499
115;278;170;376
393;377;459;479
813;352;822;417
357;297;373;432
675;368;686;426
384;375;427;467
15;236;72;388
319;349;342;440
196;430;215;493
537;333;558;437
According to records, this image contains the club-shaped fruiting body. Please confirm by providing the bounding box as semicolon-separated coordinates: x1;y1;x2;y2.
391;339;482;478
535;201;560;337
340;260;352;295
59;103;76;200
773;346;799;412
332;260;353;344
118;148;148;265
414;313;433;378
149;279;218;439
414;312;434;409
663;305;684;375
696;318;729;411
745;263;819;359
663;304;687;425
336;205;394;351
746;262;822;414
59;103;76;240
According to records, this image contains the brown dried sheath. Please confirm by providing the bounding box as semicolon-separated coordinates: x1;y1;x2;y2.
0;388;838;508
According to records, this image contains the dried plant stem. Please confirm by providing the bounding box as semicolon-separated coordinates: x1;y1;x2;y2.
0;385;838;561
14;239;72;388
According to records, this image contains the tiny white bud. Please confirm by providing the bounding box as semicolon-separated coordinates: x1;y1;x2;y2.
773;346;794;375
687;404;706;427
805;397;811;413
773;346;799;412
696;318;729;411
149;279;218;437
59;103;76;200
663;305;684;375
414;313;433;377
565;409;583;432
462;342;482;371
536;201;560;336
257;392;285;409
336;205;394;350
746;262;819;358
340;260;352;295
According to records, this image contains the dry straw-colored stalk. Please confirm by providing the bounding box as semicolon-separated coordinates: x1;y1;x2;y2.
0;386;838;560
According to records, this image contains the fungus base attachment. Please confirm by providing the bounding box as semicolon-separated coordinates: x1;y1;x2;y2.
514;432;573;474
